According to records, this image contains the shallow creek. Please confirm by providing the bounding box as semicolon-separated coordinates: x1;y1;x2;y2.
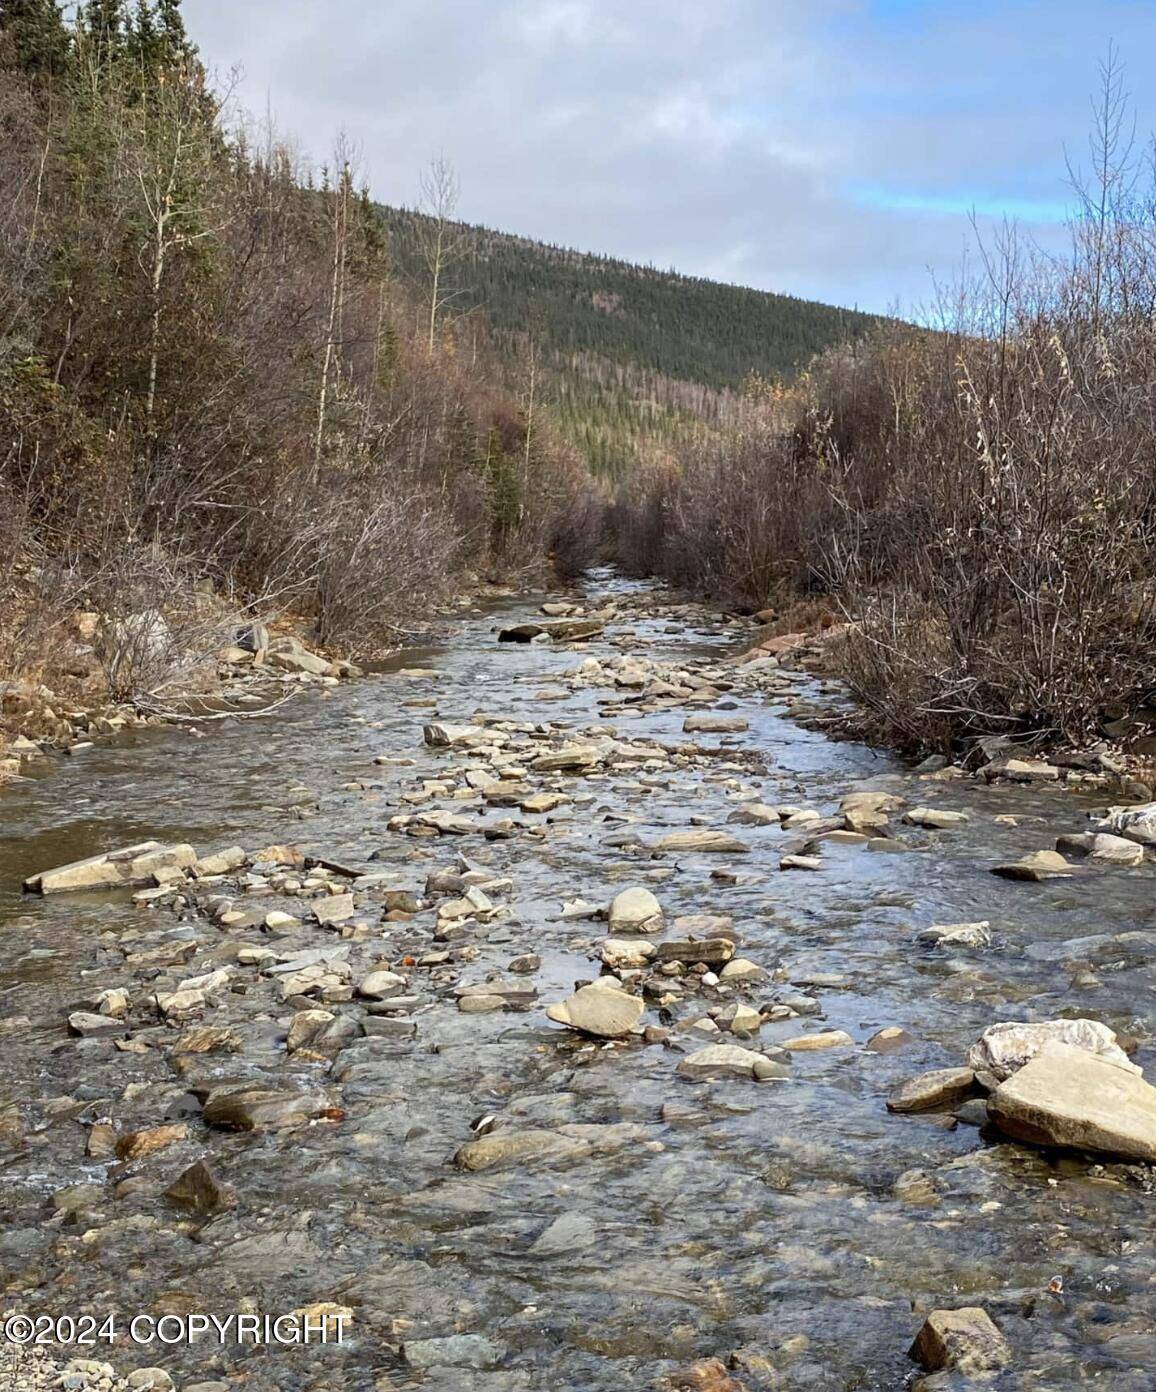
1;570;1155;1392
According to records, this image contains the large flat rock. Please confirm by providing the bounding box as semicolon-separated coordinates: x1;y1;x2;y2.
25;841;197;894
988;1042;1156;1161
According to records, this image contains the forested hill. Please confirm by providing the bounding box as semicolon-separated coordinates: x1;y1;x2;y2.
378;206;882;472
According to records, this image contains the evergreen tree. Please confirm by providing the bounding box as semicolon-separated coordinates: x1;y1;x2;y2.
155;0;189;63
80;0;126;65
0;0;70;77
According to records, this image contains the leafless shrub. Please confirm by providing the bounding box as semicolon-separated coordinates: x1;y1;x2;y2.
313;483;460;648
615;57;1156;751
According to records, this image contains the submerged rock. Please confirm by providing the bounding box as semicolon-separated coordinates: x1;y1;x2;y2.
453;1122;644;1171
654;829;749;854
164;1159;233;1215
202;1088;328;1132
403;1333;506;1369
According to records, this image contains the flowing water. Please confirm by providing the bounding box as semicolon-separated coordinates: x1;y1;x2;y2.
1;570;1155;1392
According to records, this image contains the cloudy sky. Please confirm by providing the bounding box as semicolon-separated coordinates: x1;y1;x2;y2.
183;0;1156;314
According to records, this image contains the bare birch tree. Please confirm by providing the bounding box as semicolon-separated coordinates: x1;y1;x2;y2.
417;156;464;355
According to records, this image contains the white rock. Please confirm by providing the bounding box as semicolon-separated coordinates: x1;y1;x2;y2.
1094;801;1156;846
968;1018;1137;1082
600;938;658;970
607;886;664;934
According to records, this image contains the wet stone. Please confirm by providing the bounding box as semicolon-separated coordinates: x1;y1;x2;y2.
202;1087;328;1132
909;1307;1011;1375
887;1068;976;1113
546;982;645;1038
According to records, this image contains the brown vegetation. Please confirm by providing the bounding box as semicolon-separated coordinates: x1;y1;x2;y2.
0;1;599;713
614;59;1156;754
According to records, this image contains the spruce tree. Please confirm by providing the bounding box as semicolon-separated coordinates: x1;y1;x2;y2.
155;0;189;64
0;0;71;77
80;0;125;65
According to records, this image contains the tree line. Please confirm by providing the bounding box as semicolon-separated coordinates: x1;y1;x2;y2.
0;0;597;690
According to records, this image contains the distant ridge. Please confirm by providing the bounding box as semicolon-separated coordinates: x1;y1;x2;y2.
378;205;882;472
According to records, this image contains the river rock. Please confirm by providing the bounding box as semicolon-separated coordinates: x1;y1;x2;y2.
608;886;664;934
968;1018;1136;1081
546;983;644;1037
720;958;764;983
676;1044;786;1081
600;938;658;969
1055;832;1145;867
654;829;748;854
68;1011;123;1037
115;1123;187;1160
154;988;206;1022
267;636;332;675
779;1030;853;1051
988;1041;1156;1160
887;1067;976;1113
909;1307;1011;1374
715;1003;762;1036
903;807;969;829
26;841;198;894
286;1008;336;1053
780;854;822;871
841;790;902;831
917;921;992;948
202;1087;328;1132
991;849;1074;881
164;1159;233;1214
683;714;748;734
423;721;480;747
357;970;407;999
655;936;735;967
532;743;601;771
982;756;1059;783
726;803;781;826
1095;801;1156;846
193;846;247;877
312;892;355;926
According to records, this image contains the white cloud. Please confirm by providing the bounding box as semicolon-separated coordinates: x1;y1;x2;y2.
182;0;1156;313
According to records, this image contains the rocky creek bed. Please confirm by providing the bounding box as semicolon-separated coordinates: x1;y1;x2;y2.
2;569;1156;1392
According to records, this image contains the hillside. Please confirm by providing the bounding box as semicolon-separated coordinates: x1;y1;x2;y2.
378;206;882;473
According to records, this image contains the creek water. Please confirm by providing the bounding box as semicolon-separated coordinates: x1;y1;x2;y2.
1;570;1154;1392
